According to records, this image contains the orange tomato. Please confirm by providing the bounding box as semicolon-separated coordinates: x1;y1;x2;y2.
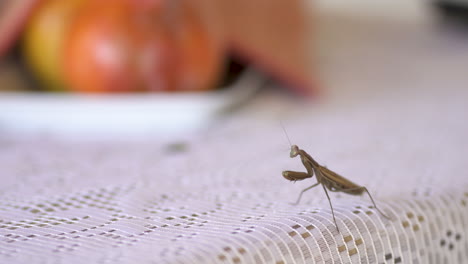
63;0;226;93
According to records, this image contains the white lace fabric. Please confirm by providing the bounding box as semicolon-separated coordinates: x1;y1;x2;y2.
1;85;467;264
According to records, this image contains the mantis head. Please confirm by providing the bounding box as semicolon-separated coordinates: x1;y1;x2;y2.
290;145;299;158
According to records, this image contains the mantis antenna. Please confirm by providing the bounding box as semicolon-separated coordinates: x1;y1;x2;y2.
280;121;292;147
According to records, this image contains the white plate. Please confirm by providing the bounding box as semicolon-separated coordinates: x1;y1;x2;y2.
0;69;264;138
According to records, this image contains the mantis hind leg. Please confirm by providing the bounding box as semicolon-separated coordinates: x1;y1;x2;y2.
360;186;390;219
329;185;390;220
293;182;320;205
322;184;339;232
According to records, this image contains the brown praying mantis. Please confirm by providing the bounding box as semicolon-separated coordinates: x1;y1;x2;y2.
282;144;390;232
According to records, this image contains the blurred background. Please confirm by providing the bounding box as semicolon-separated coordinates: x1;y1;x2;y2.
0;0;467;137
0;0;313;137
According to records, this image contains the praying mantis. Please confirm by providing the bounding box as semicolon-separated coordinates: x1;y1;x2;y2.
282;144;390;232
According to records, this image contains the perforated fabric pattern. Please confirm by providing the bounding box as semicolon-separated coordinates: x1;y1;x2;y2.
1;86;468;264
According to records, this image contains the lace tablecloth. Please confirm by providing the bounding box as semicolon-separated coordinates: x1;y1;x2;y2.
2;1;468;263
2;89;468;264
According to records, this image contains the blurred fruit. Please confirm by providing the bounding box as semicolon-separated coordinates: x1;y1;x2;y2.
63;0;226;93
22;0;87;91
21;0;225;93
63;1;168;93
171;2;225;92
